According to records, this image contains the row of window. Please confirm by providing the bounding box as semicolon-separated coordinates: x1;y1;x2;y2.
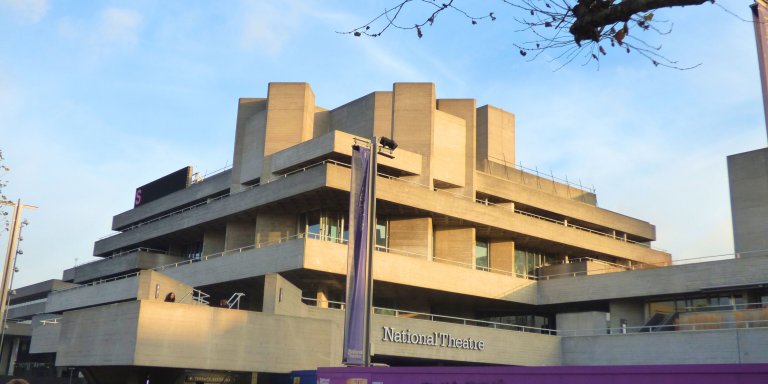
647;292;768;315
180;211;560;278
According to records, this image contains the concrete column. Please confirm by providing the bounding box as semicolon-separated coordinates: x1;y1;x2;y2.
490;240;515;274
434;227;475;268
255;212;297;245
231;98;268;192
432;110;467;189
391;83;436;188
476;105;515;170
225;219;255;251
263;273;305;317
317;286;329;309
437;99;477;198
264;82;316;156
329;91;393;139
388;217;433;259
202;229;225;256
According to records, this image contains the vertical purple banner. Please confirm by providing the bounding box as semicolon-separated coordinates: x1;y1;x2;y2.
343;145;372;365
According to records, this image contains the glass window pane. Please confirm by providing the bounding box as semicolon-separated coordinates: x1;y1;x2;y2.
306;211;320;239
475;240;489;270
515;249;526;277
376;217;387;248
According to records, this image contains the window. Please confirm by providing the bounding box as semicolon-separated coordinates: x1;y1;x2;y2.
514;247;553;278
375;217;388;249
183;241;203;260
300;211;388;247
475;239;489;271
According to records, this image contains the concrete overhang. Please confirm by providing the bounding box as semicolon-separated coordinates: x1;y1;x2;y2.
324;165;670;266
62;250;185;283
94;164;329;256
270;130;422;176
536;255;768;305
475;172;657;241
111;169;232;231
50;300;560;371
12;279;79;304
159;238;536;304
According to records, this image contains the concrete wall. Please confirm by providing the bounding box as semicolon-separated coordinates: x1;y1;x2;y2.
7;301;46;320
255;212;297;244
434;228;475;268
231;98;268;189
55;302;141;367
262;273;307;317
728;148;768;256
392;83;435;187
202;228;225;256
490;240;515;274
476;105;515;167
224;219;255;251
556;311;608;336
561;328;768;365
437;99;477;198
609;299;645;330
329;91;392;139
372;314;561;366
388;217;432;259
136;270;194;304
45;276;139;314
269;130;422;176
432;111;466;188
29;314;64;354
264;82;315;157
54;300;337;373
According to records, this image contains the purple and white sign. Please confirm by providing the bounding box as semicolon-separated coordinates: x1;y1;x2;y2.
343;145;372;365
318;364;768;384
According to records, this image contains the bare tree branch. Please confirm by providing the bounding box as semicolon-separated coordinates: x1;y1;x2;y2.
340;0;727;69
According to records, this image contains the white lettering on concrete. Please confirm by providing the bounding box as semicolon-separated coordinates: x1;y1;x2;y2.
381;327;485;351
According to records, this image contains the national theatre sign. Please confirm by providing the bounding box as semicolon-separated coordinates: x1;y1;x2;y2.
381;326;486;351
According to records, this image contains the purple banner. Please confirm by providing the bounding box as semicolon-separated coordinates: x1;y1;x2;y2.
343;145;372;365
318;364;768;384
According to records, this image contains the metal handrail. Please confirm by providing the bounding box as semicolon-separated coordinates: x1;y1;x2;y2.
74;247;170;268
40;318;61;325
49;272;141;295
567;319;768;336
485;155;596;194
301;297;555;335
302;297;768;337
679;302;768;313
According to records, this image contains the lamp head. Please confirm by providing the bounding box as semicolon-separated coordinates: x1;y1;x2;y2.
379;137;398;151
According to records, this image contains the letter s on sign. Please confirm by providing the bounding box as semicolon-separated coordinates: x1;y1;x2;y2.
134;189;142;207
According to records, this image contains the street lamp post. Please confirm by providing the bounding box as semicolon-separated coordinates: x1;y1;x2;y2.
343;136;397;367
364;136;397;366
0;199;37;356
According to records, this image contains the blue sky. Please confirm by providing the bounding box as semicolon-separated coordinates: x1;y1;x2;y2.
0;0;764;287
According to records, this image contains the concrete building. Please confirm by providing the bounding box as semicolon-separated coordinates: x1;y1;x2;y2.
3;83;768;384
728;1;768;258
